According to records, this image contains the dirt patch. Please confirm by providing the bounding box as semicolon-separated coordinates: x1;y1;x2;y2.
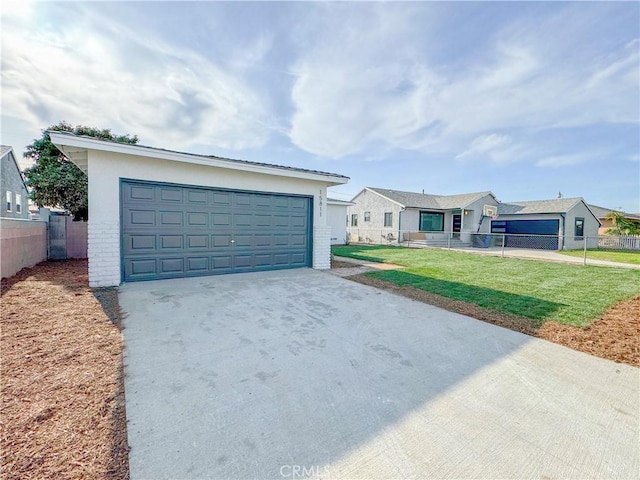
350;274;639;367
1;260;129;479
331;259;356;269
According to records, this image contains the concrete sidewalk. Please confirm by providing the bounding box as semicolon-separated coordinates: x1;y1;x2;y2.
119;269;639;479
449;246;640;268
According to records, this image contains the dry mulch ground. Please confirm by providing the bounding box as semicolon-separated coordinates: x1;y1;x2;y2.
350;275;639;367
1;260;129;479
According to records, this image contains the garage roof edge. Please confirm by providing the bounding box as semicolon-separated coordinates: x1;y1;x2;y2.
48;131;349;185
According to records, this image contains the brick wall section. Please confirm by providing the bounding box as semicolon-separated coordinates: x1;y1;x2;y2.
0;219;47;278
87;222;121;287
312;225;331;270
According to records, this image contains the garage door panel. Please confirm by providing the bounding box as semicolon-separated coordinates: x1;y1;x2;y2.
160;258;184;274
291;253;307;265
187;212;208;226
290;234;306;246
234;193;252;207
159;211;183;226
255;196;272;208
212;256;232;269
123;234;157;254
160;188;182;202
212;213;231;226
128;258;157;276
128;210;156;227
186;189;208;204
127;184;155;202
122;181;311;281
234;234;252;248
213;192;231;205
160;235;183;249
187;235;209;249
187;257;209;272
212;234;232;248
291;215;307;228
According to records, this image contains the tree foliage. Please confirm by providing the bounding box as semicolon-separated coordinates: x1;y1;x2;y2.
605;211;640;236
23;121;138;220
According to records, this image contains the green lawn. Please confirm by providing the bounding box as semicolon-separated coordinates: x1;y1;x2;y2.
558;249;640;265
332;245;640;327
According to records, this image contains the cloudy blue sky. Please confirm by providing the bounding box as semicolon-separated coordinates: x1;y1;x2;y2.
2;1;638;211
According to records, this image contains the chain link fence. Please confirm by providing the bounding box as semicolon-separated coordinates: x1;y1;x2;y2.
344;229;640;265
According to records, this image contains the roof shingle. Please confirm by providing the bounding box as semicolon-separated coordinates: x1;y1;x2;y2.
367;187;494;209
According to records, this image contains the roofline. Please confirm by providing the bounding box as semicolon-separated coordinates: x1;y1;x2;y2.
327;198;355;206
48;132;349;186
362;187;407;208
500;197;601;226
1;146;29;191
460;191;498;209
365;187;496;210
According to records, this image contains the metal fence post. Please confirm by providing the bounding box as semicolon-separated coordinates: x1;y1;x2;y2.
583;236;587;266
501;234;505;258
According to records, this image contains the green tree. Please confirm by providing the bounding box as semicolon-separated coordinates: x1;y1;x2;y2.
605;211;640;235
23;121;138;220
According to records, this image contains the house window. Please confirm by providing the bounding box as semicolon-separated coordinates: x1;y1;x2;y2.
419;212;444;231
575;217;584;239
384;212;393;227
15;193;21;213
351;214;358;227
364;211;371;222
5;191;11;212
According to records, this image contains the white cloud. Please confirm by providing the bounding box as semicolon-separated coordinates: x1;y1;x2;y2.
1;4;271;150
535;154;590;168
287;4;639;160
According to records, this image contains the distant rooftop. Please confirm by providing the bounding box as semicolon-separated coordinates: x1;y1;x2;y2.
367;187;494;209
1;145;13;157
498;197;584;215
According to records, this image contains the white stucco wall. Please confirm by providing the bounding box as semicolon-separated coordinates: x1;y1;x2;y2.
564;202;600;249
327;203;349;245
346;189;403;242
87;150;332;287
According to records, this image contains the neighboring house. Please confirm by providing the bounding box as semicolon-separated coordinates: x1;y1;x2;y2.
496;198;600;250
587;204;640;235
1;146;29;219
326;198;354;245
49;131;349;287
347;187;499;245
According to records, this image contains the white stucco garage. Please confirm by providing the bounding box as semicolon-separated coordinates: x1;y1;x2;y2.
50;132;349;287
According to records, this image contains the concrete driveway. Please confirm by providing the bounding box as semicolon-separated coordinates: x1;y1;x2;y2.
119;269;638;479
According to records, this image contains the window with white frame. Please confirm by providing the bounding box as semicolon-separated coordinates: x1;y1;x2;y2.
351;214;358;227
364;211;371;222
15;193;22;213
384;212;393;227
5;191;12;212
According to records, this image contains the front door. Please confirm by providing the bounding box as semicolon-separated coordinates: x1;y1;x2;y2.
452;214;462;238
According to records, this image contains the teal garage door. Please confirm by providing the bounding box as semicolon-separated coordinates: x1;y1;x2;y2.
121;180;312;282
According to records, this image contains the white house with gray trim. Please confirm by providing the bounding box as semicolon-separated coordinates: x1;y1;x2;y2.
496;198;600;250
347;187;499;246
50;131;348;287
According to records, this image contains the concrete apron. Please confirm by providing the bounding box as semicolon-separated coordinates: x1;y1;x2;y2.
118;268;638;479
